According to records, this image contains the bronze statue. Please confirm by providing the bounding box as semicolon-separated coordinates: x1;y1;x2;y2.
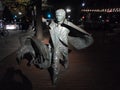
17;9;93;85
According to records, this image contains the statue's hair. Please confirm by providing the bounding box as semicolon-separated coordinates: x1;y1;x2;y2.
55;9;66;16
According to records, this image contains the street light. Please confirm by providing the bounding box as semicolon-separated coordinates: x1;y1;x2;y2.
66;8;71;13
82;2;85;7
66;8;71;20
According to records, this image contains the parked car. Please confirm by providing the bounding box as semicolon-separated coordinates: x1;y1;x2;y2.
5;23;19;30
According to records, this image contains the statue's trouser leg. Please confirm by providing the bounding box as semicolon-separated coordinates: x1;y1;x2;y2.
61;48;69;69
52;50;60;85
63;52;69;69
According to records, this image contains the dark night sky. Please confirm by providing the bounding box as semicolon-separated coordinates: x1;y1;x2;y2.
47;0;120;23
48;0;120;8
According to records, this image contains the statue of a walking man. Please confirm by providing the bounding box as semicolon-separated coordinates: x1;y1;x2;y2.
17;8;93;85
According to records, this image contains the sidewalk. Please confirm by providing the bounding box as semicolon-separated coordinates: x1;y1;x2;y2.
0;29;120;90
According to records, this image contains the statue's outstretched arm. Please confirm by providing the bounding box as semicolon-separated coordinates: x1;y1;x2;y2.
63;20;91;35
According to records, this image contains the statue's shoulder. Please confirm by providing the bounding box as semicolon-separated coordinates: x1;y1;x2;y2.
49;20;56;29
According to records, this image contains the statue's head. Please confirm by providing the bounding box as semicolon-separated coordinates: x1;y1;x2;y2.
55;9;66;23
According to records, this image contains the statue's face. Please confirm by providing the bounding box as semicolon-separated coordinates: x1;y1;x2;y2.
55;9;66;23
56;14;65;22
